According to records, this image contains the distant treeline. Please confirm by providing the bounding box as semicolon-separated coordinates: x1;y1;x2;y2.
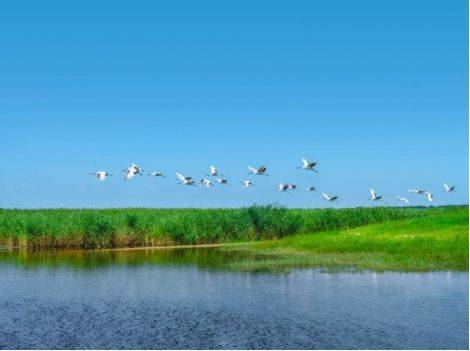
0;205;465;248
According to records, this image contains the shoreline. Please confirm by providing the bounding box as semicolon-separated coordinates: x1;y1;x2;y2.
1;241;250;252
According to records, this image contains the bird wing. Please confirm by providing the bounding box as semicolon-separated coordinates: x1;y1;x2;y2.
210;165;216;174
369;189;377;198
248;166;257;173
322;192;330;200
302;158;309;167
124;168;134;180
443;184;450;191
258;166;266;173
176;173;186;181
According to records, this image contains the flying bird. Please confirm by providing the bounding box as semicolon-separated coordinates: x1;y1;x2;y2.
148;172;165;177
424;192;433;202
297;158;318;172
208;165;222;177
322;192;338;202
397;196;410;204
408;189;426;194
278;183;289;192
216;178;230;186
123;163;144;181
306;186;316;192
92;171;112;181
287;184;297;191
369;189;382;201
200;179;213;188
176;172;196;185
443;184;455;192
248;165;268;175
241;180;254;189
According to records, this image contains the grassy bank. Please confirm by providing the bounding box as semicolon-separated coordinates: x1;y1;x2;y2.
0;205;464;248
223;206;469;272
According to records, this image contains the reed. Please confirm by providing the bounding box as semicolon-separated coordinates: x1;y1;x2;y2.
0;205;464;248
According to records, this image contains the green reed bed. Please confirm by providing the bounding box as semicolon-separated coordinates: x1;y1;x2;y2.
0;205;465;248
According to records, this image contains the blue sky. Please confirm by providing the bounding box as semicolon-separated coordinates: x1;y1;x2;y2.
0;0;467;208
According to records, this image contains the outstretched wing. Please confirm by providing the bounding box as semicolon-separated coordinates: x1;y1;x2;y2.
176;173;186;181
210;165;217;174
248;166;257;173
302;158;309;167
124;168;135;180
322;192;330;200
369;189;377;198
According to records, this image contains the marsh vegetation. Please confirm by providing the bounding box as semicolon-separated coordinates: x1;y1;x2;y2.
0;205;463;249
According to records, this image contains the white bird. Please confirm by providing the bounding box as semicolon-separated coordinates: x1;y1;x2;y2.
306;186;316;192
148;171;165;177
176;172;196;185
322;192;338;201
208;165;222;177
408;189;426;194
278;183;289;192
123;163;143;181
443;183;455;192
297;158;318;172
92;171;112;181
241;180;253;189
216;178;230;186
287;184;297;191
396;196;410;204
424;191;433;202
369;189;382;201
200;179;213;188
248;165;268;175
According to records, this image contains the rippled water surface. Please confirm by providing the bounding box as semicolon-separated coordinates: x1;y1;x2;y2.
0;248;468;349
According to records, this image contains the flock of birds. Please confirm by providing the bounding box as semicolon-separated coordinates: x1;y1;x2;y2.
91;158;456;205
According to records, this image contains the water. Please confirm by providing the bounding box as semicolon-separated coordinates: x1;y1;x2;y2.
0;248;468;349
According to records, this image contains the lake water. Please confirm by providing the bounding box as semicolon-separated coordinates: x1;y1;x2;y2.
0;248;468;349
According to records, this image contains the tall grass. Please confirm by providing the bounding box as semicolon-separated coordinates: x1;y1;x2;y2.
0;205;464;248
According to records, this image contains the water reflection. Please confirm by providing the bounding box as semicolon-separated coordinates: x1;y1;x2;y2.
0;247;241;271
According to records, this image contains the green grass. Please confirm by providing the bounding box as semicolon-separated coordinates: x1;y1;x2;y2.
222;206;469;272
0;205;463;248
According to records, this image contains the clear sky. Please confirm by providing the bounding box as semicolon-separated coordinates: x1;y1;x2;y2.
0;0;467;208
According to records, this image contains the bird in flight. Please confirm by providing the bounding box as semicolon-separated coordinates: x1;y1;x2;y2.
216;178;230;186
248;165;268;175
408;189;426;194
147;171;165;177
297;158;318;172
200;179;213;188
369;189;382;201
278;183;289;192
92;171;112;181
208;165;222;177
287;184;297;191
176;172;196;185
396;196;410;204
241;180;253;189
443;184;455;192
424;192;433;202
322;192;338;202
306;186;316;192
124;163;143;180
